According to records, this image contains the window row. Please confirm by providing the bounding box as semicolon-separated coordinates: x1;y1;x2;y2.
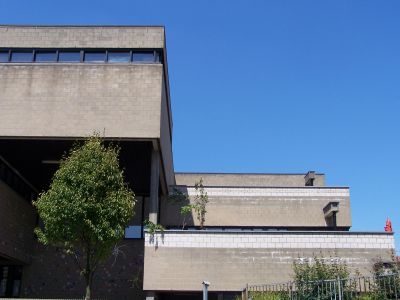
0;49;161;64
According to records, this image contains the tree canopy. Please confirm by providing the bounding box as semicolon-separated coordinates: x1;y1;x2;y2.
34;135;135;299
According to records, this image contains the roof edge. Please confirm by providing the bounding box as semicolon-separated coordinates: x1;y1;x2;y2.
175;172;325;176
0;24;165;28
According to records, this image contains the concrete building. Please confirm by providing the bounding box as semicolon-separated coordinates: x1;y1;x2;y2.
0;26;395;300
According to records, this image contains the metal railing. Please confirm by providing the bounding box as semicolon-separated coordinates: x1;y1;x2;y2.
242;273;400;300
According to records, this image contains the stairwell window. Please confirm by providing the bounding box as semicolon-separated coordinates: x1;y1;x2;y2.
58;51;81;62
84;51;106;63
10;51;33;62
0;51;9;62
35;51;57;62
108;51;131;63
133;52;155;63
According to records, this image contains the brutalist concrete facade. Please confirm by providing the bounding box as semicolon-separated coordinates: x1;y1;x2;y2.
0;26;396;300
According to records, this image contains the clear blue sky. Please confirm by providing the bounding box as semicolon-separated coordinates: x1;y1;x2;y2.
1;1;399;248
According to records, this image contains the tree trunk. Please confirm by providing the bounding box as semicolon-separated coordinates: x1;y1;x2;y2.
85;278;91;300
85;245;92;300
84;269;93;300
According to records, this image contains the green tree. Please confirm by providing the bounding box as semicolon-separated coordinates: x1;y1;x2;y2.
33;135;135;300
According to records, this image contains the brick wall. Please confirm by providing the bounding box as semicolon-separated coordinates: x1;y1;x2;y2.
21;240;145;300
0;180;36;264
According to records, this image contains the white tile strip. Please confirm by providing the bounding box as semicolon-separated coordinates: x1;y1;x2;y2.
183;187;350;198
145;232;395;250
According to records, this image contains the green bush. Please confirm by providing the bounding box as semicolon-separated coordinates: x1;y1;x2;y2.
249;291;290;300
293;256;355;300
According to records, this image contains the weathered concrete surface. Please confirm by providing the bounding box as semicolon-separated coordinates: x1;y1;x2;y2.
0;26;164;49
161;187;351;228
0;64;164;139
175;173;326;187
143;231;395;292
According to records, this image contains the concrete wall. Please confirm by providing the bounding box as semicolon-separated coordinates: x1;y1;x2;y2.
143;231;395;292
21;240;145;300
175;173;325;187
0;180;36;264
0;26;164;49
161;187;351;228
0;64;164;138
160;75;175;187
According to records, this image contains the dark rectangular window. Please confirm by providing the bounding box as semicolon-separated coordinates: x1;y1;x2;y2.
11;51;33;62
35;51;57;62
0;266;22;297
133;52;154;63
0;51;8;62
155;51;161;63
108;51;131;63
58;51;81;62
84;52;106;63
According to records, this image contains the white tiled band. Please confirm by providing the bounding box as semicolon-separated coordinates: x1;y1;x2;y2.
183;187;350;198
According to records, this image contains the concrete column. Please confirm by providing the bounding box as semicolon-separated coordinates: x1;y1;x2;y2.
149;149;160;224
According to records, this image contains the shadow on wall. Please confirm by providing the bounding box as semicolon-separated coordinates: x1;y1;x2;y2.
160;185;196;229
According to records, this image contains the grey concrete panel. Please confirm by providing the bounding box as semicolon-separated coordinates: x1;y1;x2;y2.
161;188;351;228
0;64;163;138
160;75;175;187
0;26;164;49
175;173;326;187
143;246;393;292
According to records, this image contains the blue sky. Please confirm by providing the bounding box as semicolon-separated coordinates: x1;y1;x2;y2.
1;1;399;248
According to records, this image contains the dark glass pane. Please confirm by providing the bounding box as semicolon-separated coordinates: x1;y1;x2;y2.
11;51;33;62
58;51;81;62
84;52;106;63
108;52;131;63
133;52;154;62
155;51;161;63
0;51;8;62
35;51;57;62
125;226;142;239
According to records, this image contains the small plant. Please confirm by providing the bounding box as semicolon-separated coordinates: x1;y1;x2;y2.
168;178;209;229
143;219;165;235
193;178;209;229
180;205;192;230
